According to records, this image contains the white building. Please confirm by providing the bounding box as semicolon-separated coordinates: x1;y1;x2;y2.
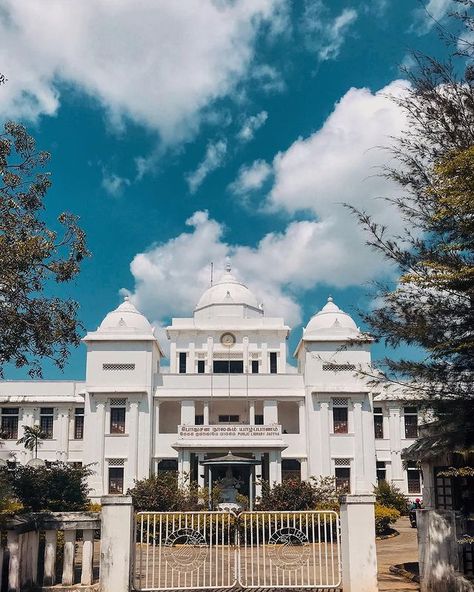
0;265;422;501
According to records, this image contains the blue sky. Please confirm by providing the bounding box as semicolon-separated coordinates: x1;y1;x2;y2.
0;0;454;378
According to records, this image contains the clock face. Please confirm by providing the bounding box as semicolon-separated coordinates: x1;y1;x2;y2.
220;332;236;347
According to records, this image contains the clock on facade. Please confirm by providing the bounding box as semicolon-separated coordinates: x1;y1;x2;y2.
220;332;236;347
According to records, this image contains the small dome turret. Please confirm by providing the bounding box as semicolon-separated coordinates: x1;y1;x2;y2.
98;296;154;334
303;296;360;341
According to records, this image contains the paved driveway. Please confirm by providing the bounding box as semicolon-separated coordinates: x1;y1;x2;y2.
377;517;419;591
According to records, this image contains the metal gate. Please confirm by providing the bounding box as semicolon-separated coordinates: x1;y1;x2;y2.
134;510;341;590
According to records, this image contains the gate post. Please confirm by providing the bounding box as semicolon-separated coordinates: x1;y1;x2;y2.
340;494;378;592
100;495;134;592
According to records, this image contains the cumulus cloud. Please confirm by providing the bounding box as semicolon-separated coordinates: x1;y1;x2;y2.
186;139;228;193
101;169;131;197
0;0;283;143
237;111;268;142
228;160;272;196
302;1;358;61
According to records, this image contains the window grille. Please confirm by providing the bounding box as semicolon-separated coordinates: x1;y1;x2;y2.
332;398;349;407
40;408;54;439
333;407;348;433
250;353;260;359
110;407;126;434
334;458;351;466
108;458;125;466
1;408;19;440
213;352;243;360
404;407;418;439
197;353;206;359
103;363;135;371
269;352;278;374
108;467;124;494
110;398;126;406
322;363;356;371
407;461;421;493
374;407;384;439
74;408;84;440
376;461;386;482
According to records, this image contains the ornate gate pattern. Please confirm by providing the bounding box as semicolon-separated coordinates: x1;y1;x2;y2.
134;510;341;591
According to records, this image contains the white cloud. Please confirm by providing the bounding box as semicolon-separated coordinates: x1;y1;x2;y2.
0;0;284;143
302;1;358;61
237;111;268;142
186;139;228;193
125;80;411;338
101;169;130;197
229;160;272;196
251;64;286;93
412;0;454;33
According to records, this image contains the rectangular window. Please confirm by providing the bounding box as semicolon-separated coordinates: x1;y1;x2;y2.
40;408;54;439
74;408;84;440
213;360;244;373
197;360;205;374
333;407;348;434
110;407;126;434
374;407;384;439
404;407;418;439
108;467;124;494
435;467;453;510
1;408;19;440
282;459;301;482
251;360;259;374
179;352;187;374
158;459;178;473
407;461;421;493
255;414;264;425
335;467;351;493
376;461;386;483
195;415;204;425
269;352;277;374
218;414;239;423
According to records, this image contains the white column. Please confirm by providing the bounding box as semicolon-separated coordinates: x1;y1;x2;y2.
340;494;378;592
154;401;160;455
319;399;331;475
279;341;286;373
388;405;404;489
62;530;76;586
170;342;177;373
43;530;57;586
261;343;268;373
353;400;369;493
128;401;139;489
269;450;281;484
298;400;306;438
263;400;278;424
181;400;195;425
198;454;205;488
7;531;20;592
255;453;262;497
189;342;196;373
249;400;255;425
206;337;213;373
81;529;94;585
203;401;210;425
100;496;134;592
95;400;106;495
300;458;308;480
243;336;249;373
58;408;70;459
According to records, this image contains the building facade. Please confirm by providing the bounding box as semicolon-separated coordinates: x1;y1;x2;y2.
0;265;421;501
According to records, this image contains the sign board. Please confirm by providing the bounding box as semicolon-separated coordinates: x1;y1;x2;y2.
178;425;281;438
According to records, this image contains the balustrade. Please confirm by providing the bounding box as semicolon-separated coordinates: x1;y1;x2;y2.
0;512;100;591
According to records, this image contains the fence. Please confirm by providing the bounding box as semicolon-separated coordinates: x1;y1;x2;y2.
0;512;100;591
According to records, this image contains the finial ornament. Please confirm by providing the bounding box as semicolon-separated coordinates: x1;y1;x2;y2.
225;260;231;273
327;295;333;303
124;295;130;302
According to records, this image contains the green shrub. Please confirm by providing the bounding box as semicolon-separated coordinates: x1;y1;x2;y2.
374;481;409;515
374;503;400;536
257;476;338;511
2;463;92;512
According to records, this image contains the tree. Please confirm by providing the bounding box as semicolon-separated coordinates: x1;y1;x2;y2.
348;3;474;452
2;462;92;512
0;122;89;377
16;425;47;458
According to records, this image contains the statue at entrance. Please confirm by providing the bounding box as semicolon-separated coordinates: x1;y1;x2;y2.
219;468;242;509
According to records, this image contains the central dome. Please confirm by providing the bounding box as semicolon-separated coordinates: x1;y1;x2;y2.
303;296;360;340
194;264;261;316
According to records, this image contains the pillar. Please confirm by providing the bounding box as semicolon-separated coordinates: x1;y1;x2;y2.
100;496;134;592
203;400;209;425
206;336;213;373
95;400;106;495
197;454;205;488
81;529;94;585
319;399;331;475
189;342;195;373
181;400;195;425
62;530;76;586
243;336;249;373
269;450;281;484
43;530;57;586
340;494;378;592
153;401;160;455
127;400;139;489
263;400;278;424
170;342;177;373
7;530;20;592
279;341;286;373
261;343;268;373
388;405;404;490
249;400;255;425
298;399;306;438
353;401;368;493
255;452;262;497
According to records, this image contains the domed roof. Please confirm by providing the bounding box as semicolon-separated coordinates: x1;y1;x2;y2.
98;297;154;334
195;263;261;312
303;296;360;341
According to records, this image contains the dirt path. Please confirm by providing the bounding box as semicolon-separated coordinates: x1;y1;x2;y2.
376;516;420;591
